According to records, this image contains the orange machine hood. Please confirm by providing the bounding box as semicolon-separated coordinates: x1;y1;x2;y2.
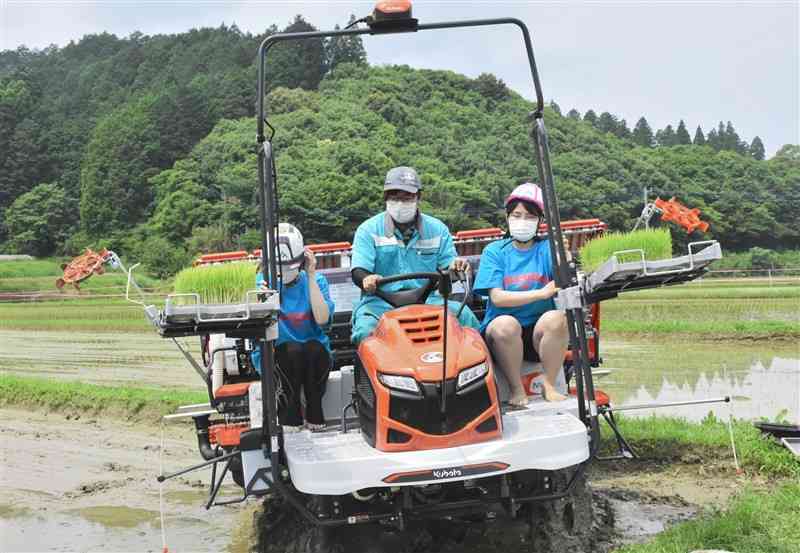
358;305;487;382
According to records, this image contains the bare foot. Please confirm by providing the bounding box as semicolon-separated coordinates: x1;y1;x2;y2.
542;384;567;402
509;390;529;407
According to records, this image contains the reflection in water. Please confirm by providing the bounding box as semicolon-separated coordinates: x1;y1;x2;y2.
619;357;800;424
599;338;800;424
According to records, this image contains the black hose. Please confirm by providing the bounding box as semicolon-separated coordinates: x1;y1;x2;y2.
194;415;221;461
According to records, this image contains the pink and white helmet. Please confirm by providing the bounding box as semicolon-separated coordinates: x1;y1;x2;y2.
505;182;544;213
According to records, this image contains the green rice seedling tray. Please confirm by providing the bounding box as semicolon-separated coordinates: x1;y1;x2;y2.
150;290;280;337
584;240;721;302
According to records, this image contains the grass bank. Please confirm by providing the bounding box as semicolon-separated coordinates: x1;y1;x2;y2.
0;374;206;421
602;415;799;480
619;483;800;553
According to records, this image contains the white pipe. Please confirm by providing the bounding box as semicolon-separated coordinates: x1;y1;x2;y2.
210;333;226;396
607;396;730;413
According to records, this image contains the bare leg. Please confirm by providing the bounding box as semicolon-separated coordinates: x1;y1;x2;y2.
486;316;528;406
533;310;569;402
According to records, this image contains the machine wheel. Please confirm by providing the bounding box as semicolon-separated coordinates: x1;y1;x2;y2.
255;493;313;553
256;494;434;553
528;468;595;553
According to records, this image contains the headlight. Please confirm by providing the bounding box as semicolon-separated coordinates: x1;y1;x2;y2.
457;361;488;388
378;373;420;393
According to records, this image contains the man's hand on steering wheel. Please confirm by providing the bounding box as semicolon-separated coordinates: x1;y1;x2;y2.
363;273;382;294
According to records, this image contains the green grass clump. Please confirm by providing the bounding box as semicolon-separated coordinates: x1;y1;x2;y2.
579;228;673;273
172;261;258;304
602;415;800;479
618;483;800;553
0;375;207;421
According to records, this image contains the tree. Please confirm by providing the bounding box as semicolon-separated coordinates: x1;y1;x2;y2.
632;117;654;147
723;121;746;154
79;94;161;237
566;108;581;121
597;112;618;134
749;136;765;161
583;109;598;127
706;127;720;150
469;73;510;105
548;100;562;115
675;120;691;145
656;124;676;147
326;17;367;71
614;119;631;140
4;182;73;256
266;16;326;91
693;125;706;146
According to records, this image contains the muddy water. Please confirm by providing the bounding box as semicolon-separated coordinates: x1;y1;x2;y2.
0;329;205;389
0;408;257;552
599;339;800;423
2;328;797;424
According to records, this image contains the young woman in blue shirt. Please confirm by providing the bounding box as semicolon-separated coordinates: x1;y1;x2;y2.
474;183;569;406
254;223;335;431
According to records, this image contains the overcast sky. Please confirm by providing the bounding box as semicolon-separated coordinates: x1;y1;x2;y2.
2;1;797;156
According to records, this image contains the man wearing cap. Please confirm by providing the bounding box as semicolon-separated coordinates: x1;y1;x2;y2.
349;166;479;344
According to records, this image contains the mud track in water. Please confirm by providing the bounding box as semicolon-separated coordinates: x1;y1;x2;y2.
0;408;257;552
1;406;754;553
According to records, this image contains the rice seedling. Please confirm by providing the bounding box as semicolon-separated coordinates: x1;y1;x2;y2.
579;228;673;273
0;258;64;278
172;261;258;304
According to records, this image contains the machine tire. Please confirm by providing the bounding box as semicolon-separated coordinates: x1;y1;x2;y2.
528;468;595;553
255;493;312;553
256;494;436;553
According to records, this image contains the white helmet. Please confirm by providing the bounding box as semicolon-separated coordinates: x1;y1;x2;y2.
277;223;304;281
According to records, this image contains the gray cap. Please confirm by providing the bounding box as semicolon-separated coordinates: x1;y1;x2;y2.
384;166;421;194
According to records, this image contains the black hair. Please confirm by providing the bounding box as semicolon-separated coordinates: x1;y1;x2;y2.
505;199;543;218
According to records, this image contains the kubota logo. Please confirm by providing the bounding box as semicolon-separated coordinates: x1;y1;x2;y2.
420;351;444;363
432;467;462;479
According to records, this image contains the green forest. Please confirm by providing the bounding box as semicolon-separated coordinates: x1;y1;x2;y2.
1;17;798;276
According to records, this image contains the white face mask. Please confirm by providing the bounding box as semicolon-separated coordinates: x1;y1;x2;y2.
509;218;539;242
386;200;418;224
281;266;300;284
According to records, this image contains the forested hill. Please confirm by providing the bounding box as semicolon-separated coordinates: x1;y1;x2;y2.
2;22;798;276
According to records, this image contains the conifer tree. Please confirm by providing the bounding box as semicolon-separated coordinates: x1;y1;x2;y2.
583;109;598;127
326;16;367;71
656;125;676;147
597;112;618;134
566;108;581;120
716;121;726;150
615;119;631;140
675;119;691;145
548;100;562;115
706;128;720;150
750;136;765;160
724;121;747;154
632;116;654;147
693;125;706;146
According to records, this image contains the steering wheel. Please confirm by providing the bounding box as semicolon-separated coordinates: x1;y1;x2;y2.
373;272;442;308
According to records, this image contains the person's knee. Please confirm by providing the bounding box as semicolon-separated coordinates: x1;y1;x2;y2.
487;317;521;343
536;311;568;338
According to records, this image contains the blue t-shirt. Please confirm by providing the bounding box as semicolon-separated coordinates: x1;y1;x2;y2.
473;238;556;333
255;271;335;351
